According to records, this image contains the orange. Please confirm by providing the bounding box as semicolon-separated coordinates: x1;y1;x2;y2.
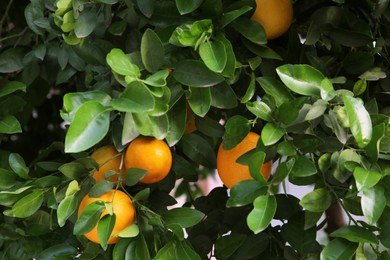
91;145;124;183
251;0;293;40
124;136;172;184
77;189;136;244
217;132;272;188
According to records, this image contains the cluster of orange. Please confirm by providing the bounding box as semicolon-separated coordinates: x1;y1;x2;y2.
78;0;293;245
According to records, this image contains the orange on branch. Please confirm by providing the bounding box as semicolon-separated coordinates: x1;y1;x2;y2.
251;0;293;40
217;132;272;189
124;136;172;184
91;145;124;183
77;189;135;244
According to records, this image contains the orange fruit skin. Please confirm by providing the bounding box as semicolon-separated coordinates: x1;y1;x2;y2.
77;189;135;244
251;0;293;40
124;136;172;184
91;145;124;183
217;132;272;189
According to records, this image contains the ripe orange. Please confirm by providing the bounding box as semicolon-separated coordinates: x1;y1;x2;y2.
124;136;172;184
91;145;124;183
77;189;135;244
217;132;272;188
251;0;293;40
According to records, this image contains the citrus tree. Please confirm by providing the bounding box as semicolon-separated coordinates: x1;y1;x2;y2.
1;0;390;259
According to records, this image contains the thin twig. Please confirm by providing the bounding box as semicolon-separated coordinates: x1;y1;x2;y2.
0;27;28;43
0;0;15;37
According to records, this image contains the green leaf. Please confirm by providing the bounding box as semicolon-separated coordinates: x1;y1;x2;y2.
230;18;266;45
241;73;256;104
271;158;295;184
188;87;211;117
222;115;251;150
276;141;296;156
115;224;139;238
299;188;332;212
353;79;367;96
215;234;246;260
276;64;336;100
122;113;140;145
132;113;169;140
246;101;272;122
9;153;29;179
89;180;114;198
143;69;170;87
175;0;203;15
110;81;155;113
330;226;379;244
162;207;204;228
199;40;227;73
74;7;97;38
256;77;294;107
210;82;238;109
365;123;386;162
57;195;78;227
353;167;381;192
181;134;216;168
290;156;317;178
98;214;116;250
0;47;26;73
0;115;22;134
175;240;201;260
219;5;253;28
9;190;44;218
141;29;164;73
320;238;358;260
0;81;26;98
65;101;111;153
65;180;80;197
227;180;267;207
172;60;224;87
106;48;141;78
247;195;277;234
0;169;18;190
361;185;386;225
154;242;176;260
124;168;147;186
35;243;78;260
343;95;373;148
136;0;154;17
260;123;285;146
248;151;267;185
216;34;236;78
74;201;105;235
305;99;328;121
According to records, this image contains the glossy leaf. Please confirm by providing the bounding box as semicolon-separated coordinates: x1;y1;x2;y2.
222;115;251;150
110;81;155;113
0;115;22;134
330;226;378;244
343;95;372;148
162;207;204;228
65;101;111;153
57;195;78;227
219;6;253;28
89;180;114;198
256;77;294;107
361;185;386;225
199;40;227;73
260;122;285;146
353;167;381;192
290;156;317;178
175;0;203;15
181;133;216;168
74;7;97;38
227;180;267;207
9;153;29;179
124;168;147;186
320;238;358;260
74;201;105;235
98;214;116;250
188;87;211;117
141;29;164;72
247;195;277;234
172;60;224;87
230;18;266;45
0;80;26;98
8;190;44;218
300;188;332;212
115;224;139;238
276;64;336;100
106;48;141;78
246;101;272;122
132;113;169;140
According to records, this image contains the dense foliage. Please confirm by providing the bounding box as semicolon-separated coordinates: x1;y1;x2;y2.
0;0;390;259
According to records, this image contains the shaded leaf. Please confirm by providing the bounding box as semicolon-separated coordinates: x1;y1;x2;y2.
247;195;276;234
